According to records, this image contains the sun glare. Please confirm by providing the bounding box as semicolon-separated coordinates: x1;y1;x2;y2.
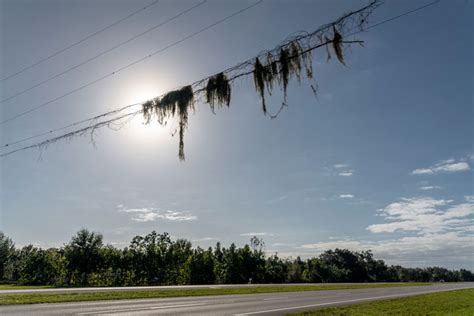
125;84;170;143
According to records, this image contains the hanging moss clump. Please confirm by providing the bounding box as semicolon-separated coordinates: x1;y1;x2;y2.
156;85;194;161
332;26;345;65
301;49;313;80
142;100;154;124
288;42;303;82
278;48;290;103
253;57;268;114
265;52;279;89
206;72;231;112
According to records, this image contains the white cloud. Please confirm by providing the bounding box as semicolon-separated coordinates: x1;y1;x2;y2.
331;163;354;176
419;186;441;190
119;207;197;222
301;239;366;251
300;232;473;268
299;195;474;268
367;197;474;234
339;194;354;198
338;171;353;177
271;243;293;247
192;237;217;242
240;232;274;237
412;158;470;175
367;197;473;234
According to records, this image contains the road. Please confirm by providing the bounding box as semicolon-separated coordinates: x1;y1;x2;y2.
0;283;357;295
0;283;472;315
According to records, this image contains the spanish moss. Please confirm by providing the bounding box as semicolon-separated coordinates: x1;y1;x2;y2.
253;57;268;114
206;72;231;112
332;26;345;65
143;86;194;161
142;100;154;124
278;48;290;102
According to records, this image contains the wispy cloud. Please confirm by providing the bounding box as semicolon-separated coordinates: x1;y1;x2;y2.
366;196;473;234
299;196;474;267
240;232;274;237
338;171;353;177
271;242;293;247
419;186;442;190
118;206;197;222
331;163;354;176
299;232;473;267
412;158;470;175
267;194;288;203
339;194;354;198
192;237;217;242
301;239;365;251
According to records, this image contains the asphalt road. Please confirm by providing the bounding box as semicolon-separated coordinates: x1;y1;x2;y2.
0;283;352;295
0;283;472;315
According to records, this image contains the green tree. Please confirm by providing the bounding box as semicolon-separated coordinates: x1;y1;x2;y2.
64;229;104;286
129;231;172;285
0;232;15;280
18;246;65;285
186;247;215;284
265;254;288;283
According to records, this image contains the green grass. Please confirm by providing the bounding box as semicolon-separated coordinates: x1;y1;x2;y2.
0;283;433;305
288;288;474;316
0;284;53;290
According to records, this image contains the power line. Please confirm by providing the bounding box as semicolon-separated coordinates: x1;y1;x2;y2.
1;0;440;156
0;0;160;82
363;0;440;32
0;0;207;104
0;102;142;149
0;0;263;125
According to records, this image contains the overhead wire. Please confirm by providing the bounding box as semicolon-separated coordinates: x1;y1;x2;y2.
0;0;263;125
0;0;207;104
0;0;160;82
1;0;441;157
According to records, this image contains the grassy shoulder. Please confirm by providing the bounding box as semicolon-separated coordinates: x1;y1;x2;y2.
0;283;433;305
0;284;53;290
288;288;474;316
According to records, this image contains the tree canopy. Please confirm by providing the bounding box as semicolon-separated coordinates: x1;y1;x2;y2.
0;230;472;286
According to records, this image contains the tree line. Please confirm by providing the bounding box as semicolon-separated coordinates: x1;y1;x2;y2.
0;230;472;286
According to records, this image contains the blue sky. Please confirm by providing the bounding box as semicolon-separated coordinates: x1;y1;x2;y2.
0;0;472;269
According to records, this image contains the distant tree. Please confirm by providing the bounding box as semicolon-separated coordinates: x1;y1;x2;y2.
186;247;215;284
17;246;65;285
129;231;172;285
64;229;104;285
238;243;266;283
287;256;306;283
459;269;474;282
165;238;193;285
213;242;225;283
265;254;288;283
0;232;15;280
222;243;243;283
1;230;473;286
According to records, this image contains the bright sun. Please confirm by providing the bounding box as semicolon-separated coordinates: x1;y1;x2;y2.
124;84;170;143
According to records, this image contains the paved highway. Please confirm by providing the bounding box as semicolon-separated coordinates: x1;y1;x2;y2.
0;283;472;315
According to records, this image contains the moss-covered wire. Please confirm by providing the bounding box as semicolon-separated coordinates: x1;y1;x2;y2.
206;72;231;112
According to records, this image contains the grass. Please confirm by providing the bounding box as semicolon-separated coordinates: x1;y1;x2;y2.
288;288;474;315
0;284;53;290
0;283;434;305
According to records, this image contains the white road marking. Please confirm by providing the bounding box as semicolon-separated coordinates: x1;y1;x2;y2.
263;296;288;301
76;302;206;315
235;287;472;315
